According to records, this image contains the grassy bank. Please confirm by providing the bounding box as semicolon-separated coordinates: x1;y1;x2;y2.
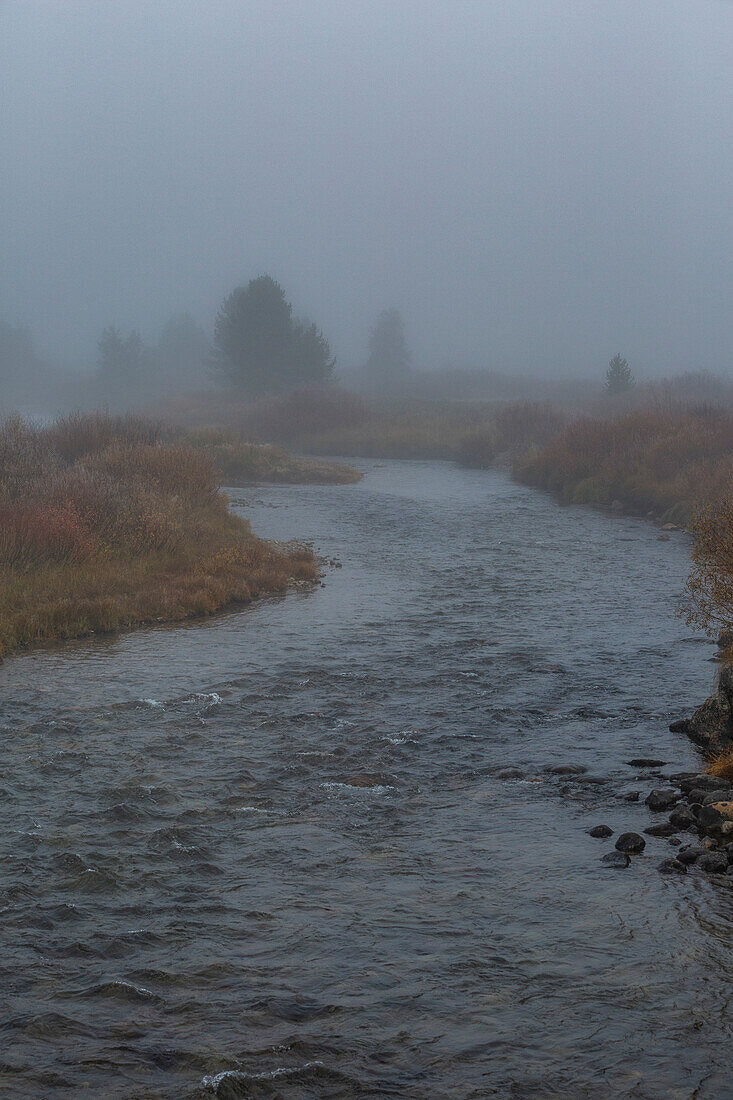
514;408;733;525
0;413;318;658
184;429;361;485
152;386;498;461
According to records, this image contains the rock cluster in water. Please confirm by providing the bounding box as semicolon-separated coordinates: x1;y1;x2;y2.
629;772;733;874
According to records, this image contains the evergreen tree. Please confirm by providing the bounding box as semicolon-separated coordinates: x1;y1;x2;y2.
605;353;634;395
213;275;334;394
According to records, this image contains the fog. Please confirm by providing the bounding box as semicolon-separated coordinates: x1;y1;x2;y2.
2;0;733;380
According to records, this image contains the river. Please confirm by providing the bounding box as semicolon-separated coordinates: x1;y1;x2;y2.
1;461;728;1098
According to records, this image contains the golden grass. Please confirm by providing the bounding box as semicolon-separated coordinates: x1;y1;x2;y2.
184;430;361;484
515;407;733;523
0;413;319;658
706;749;733;781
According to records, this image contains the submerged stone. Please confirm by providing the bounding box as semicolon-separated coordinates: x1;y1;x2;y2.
588;825;613;838
601;851;630;868
547;764;587;776
658;858;687;874
627;758;668;768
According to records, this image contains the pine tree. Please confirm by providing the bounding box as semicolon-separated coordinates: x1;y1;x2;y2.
605;353;634;395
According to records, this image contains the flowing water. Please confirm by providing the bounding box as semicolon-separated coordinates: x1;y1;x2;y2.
1;461;728;1099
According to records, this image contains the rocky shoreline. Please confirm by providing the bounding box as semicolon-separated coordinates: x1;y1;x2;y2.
590;769;733;875
590;640;733;876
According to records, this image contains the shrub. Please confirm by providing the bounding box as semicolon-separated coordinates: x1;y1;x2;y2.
44;411;163;461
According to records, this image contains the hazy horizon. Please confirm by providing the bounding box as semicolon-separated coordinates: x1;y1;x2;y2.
2;1;733;378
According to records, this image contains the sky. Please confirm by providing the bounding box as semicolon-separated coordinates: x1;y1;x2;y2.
2;0;732;376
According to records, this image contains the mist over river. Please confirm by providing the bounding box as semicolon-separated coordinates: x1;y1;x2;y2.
2;461;729;1098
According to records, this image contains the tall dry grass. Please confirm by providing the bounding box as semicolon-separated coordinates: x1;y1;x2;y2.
0;413;318;658
515;407;733;522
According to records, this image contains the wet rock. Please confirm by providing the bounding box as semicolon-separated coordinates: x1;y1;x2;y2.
702;789;733;805
679;774;731;794
627;758;668;768
669;806;697;830
697;803;733;829
686;787;711;805
669;666;733;754
547;764;587;776
615;832;646;854
620;791;640;802
644;822;679;837
657;533;670;541
668;837;682;846
661;522;678;530
677;846;707;865
344;772;395;788
601;851;630;868
588;825;613;838
495;767;525;780
658;858;687;874
697;851;729;874
645;789;679;812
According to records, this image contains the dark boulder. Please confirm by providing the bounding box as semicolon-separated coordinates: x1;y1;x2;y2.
627;758;668;768
698;804;726;829
645;789;679;812
615;832;646;854
697;851;728;874
669;806;697;829
588;825;613;838
669;665;733;754
702;789;733;804
677;846;707;865
620;791;641;802
679;774;731;794
644;822;679;837
658;858;687;874
601;851;630;868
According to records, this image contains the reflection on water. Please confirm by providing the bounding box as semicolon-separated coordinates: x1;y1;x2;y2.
0;462;725;1098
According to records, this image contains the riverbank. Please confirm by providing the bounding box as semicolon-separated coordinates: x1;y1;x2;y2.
514;407;733;527
0;413;319;658
184;431;361;485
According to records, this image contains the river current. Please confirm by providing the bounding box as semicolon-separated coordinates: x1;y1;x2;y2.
1;461;728;1098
